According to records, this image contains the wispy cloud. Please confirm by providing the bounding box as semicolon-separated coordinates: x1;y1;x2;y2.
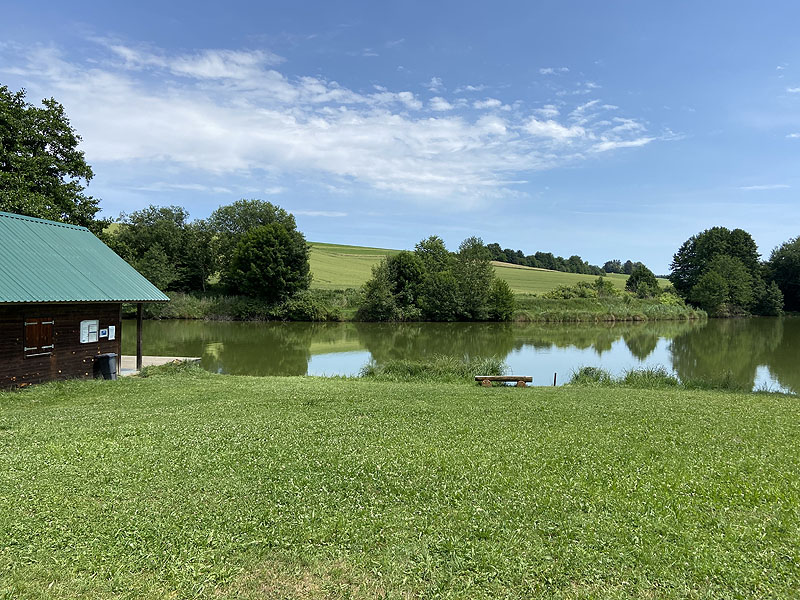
738;184;790;191
787;87;800;93
426;76;443;92
0;41;661;205
293;210;347;217
539;67;569;75
787;133;800;139
454;84;486;93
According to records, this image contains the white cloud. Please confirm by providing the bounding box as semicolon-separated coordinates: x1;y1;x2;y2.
787;133;800;138
427;76;443;92
524;118;584;141
738;184;791;191
539;67;569;75
454;84;486;93
787;87;800;93
532;104;560;118
473;98;502;109
429;96;454;111
0;41;660;204
592;137;654;152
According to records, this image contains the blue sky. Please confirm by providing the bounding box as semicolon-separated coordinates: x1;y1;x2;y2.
2;1;798;273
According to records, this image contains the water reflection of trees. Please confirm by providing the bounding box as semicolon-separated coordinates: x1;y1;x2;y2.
356;320;701;364
354;322;519;363
763;318;800;393
670;318;786;391
122;317;800;393
124;320;326;376
514;321;698;358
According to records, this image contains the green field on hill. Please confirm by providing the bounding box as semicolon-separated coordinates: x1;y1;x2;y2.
310;242;667;294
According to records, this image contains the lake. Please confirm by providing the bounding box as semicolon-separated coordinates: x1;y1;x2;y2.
121;317;800;393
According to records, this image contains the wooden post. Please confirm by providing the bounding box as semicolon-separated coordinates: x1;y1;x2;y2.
553;372;557;386
136;303;143;371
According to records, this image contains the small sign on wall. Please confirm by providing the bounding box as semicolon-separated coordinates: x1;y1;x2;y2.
108;326;116;341
100;328;108;338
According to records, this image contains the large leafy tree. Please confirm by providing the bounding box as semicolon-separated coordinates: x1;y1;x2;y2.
227;223;311;302
208;199;298;283
670;226;761;297
110;205;214;292
0;85;107;234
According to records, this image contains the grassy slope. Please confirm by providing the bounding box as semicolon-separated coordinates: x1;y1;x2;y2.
309;242;401;290
1;373;798;598
310;242;668;294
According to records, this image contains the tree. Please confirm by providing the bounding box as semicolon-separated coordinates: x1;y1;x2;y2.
454;236;495;320
110;205;214;292
208;199;298;283
415;235;452;273
419;270;461;321
670;226;761;298
227;223;311;302
625;265;660;298
385;251;425;308
603;259;623;274
488;278;515;321
767;237;800;311
0;85;107;234
132;245;181;291
669;226;773;314
356;261;401;321
688;255;754;315
623;260;634;275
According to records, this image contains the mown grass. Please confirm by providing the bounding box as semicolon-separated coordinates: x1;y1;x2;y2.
1;372;799;598
514;296;706;322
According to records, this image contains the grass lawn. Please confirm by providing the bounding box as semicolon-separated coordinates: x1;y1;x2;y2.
1;372;798;598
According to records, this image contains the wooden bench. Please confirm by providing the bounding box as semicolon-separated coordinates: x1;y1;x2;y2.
475;375;533;388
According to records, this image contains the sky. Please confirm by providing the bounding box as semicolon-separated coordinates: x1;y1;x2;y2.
1;1;799;273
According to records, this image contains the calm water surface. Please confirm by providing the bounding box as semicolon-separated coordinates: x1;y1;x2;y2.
122;317;800;393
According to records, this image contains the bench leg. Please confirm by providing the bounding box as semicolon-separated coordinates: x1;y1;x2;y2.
480;380;492;387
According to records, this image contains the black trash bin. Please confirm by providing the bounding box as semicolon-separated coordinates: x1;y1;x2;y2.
93;353;118;380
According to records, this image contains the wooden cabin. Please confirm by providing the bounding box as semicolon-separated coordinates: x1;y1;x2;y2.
0;211;169;387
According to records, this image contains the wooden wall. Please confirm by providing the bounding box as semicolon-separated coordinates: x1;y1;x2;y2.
0;303;122;388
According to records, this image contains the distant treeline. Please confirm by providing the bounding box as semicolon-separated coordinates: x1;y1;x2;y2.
485;243;646;276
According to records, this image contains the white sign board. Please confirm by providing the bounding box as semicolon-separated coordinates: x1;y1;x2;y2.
80;320;99;343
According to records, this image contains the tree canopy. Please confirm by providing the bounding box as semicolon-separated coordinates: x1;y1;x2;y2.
669;226;780;315
0;85;106;234
358;236;514;322
767;237;800;311
227;222;311;302
110;205;214;292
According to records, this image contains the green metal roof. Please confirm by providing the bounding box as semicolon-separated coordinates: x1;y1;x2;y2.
0;211;170;303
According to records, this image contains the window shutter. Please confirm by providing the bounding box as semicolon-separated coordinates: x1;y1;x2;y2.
24;319;54;358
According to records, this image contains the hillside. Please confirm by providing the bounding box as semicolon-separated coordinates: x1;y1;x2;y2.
309;242;666;293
